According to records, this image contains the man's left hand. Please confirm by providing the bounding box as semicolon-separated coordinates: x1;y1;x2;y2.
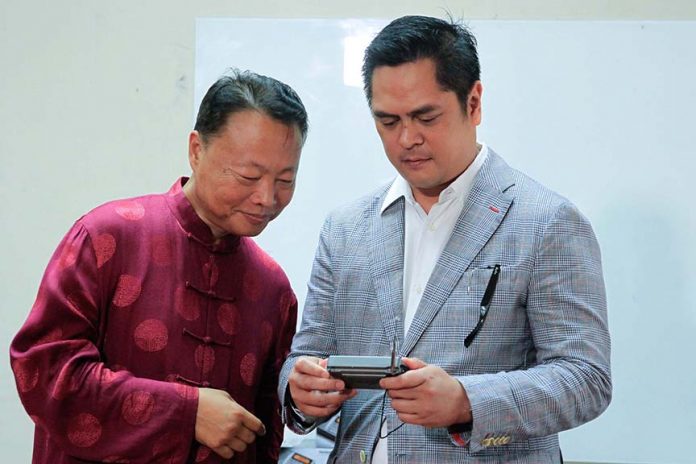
379;357;472;428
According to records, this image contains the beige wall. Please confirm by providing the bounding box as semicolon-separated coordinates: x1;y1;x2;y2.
1;1;693;462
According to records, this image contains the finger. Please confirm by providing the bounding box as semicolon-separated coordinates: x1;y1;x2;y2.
212;445;234;460
295;357;330;378
234;406;266;436
242;415;266;437
380;369;426;390
401;357;427;370
386;387;420;400
292;372;346;392
390;397;422;414
396;411;425;425
235;425;258;445
296;389;353;409
227;436;250;453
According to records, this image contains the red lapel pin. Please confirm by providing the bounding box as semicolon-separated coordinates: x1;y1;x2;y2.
489;206;500;213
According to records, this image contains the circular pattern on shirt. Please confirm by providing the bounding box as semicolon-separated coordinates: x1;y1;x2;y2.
121;391;155;425
150;234;173;266
242;270;262;302
58;241;79;269
134;319;168;352
195;446;212;462
112;275;142;308
67;413;102;448
115;201;145;221
202;260;219;287
240;353;257;387
175;286;200;321
194;345;215;375
216;303;239;335
52;363;79;400
93;233;116;268
12;358;39;393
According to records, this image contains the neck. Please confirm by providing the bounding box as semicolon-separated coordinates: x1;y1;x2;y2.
412;143;481;214
182;177;227;240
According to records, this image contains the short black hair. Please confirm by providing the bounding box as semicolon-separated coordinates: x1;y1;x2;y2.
362;15;480;111
194;69;308;146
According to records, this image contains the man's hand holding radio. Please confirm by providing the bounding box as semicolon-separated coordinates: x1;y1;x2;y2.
288;356;357;418
380;357;473;428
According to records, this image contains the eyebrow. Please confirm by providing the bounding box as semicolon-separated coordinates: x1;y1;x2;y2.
372;104;441;120
236;161;297;175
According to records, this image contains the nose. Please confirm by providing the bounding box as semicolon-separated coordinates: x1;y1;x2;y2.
398;122;423;149
252;179;276;208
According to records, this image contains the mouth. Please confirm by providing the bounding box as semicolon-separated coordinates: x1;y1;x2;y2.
241;212;271;225
401;157;431;169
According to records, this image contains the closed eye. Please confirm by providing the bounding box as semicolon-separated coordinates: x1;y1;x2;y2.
418;114;440;124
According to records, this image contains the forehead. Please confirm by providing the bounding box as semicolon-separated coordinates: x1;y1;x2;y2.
208;110;302;166
370;59;449;112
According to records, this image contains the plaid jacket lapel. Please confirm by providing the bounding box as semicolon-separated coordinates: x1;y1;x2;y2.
403;151;516;355
369;195;406;347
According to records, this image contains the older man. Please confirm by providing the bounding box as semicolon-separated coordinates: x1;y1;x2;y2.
11;69;307;463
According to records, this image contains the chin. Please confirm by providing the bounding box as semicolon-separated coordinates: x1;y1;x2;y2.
240;225;268;237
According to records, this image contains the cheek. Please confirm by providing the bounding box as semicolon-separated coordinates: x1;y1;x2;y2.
212;187;248;210
275;188;295;209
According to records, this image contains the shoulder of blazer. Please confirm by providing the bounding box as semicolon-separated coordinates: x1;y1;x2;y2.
484;148;574;216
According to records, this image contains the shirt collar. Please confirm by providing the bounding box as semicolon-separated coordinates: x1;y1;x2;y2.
165;177;241;253
380;143;489;214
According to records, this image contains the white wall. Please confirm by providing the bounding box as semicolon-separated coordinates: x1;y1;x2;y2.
2;2;695;463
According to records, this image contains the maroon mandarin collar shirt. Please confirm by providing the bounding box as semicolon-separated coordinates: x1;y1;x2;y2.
11;178;297;463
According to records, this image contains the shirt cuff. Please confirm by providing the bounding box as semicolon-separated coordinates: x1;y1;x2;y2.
285;389;317;429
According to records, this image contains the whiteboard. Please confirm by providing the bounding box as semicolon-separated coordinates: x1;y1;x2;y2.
196;19;696;464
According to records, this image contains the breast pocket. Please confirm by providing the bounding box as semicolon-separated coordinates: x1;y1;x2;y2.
426;266;533;374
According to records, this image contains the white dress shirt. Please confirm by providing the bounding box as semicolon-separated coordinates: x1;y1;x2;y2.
372;143;488;463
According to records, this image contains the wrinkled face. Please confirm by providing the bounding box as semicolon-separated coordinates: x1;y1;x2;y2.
185;110;302;238
370;58;482;207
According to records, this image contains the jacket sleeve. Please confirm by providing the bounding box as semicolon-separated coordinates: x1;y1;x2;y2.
10;221;199;463
278;216;338;434
453;201;612;453
255;290;298;462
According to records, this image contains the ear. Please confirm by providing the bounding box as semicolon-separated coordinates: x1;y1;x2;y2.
467;81;483;125
188;130;204;171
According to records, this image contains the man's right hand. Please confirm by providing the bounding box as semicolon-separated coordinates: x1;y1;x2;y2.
288;356;356;418
195;388;266;460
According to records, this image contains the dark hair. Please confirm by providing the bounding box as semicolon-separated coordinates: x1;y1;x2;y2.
194;69;308;146
362;15;480;111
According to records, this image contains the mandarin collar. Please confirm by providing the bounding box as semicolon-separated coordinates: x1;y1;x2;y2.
165;177;240;254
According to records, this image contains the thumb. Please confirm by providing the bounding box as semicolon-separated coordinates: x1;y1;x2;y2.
402;357;427;370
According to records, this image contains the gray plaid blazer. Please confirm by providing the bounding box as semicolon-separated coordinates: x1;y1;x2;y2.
279;150;611;463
